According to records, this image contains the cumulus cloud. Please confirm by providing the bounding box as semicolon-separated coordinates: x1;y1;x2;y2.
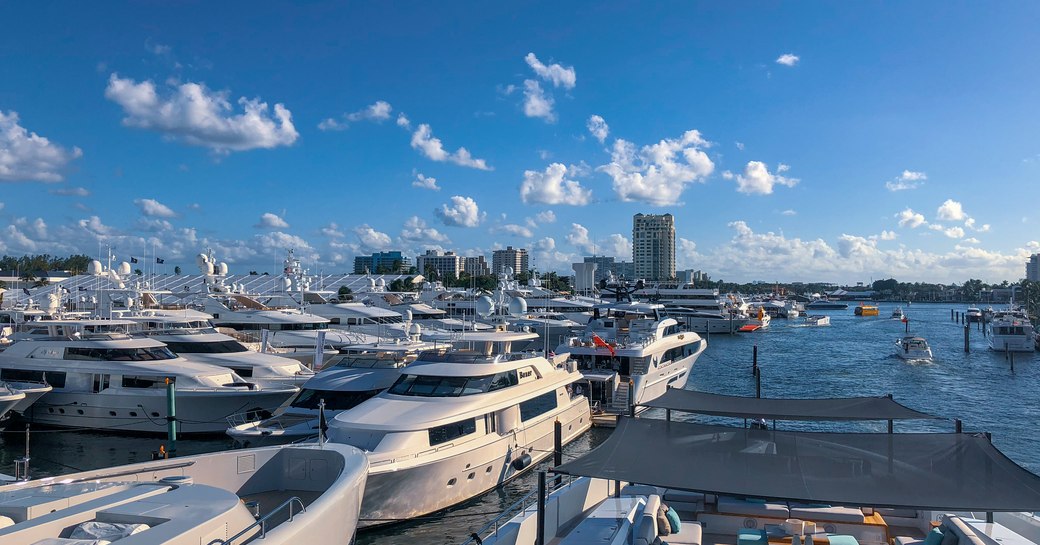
732;161;798;195
524;53;576;89
529;236;575;270
410;124;491;170
522;79;555;122
491;223;533;238
396;113;411;129
435;195;484;227
49;186;90;197
104;74;298;152
598;129;714;205
565;223;596;254
604;234;632;259
535;210;557;224
885;170;927;191
133;198;177;218
587;115;609;143
412;172;440;191
256;212;289;229
353;224;392;251
944;226;965;239
520;163;592;205
776;53;800;66
401;216;450;244
781;209;797;216
320;222;344;238
880;230;898;240
317;100;393;131
897;208;927;229
678;238;701;267
936;199;967;221
0;110;83;182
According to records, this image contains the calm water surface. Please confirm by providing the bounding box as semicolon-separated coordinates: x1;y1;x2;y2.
1;302;1036;544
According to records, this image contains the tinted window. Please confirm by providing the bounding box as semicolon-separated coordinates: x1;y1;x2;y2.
291;388;383;410
122;375;167;389
429;418;476;446
163;340;248;354
388;371;517;397
1;368;65;387
66;347;176;361
520;390;558;421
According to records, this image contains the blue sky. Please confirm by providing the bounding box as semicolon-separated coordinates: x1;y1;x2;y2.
1;2;1039;283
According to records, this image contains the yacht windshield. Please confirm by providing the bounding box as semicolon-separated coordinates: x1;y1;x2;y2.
387;370;518;397
291;388;383;410
65;347;177;361
162;340;249;354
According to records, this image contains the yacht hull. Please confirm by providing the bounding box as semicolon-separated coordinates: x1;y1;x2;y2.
9;383;53;413
682;316;749;334
989;337;1035;353
629;342;705;406
358;398;590;529
22;388;295;434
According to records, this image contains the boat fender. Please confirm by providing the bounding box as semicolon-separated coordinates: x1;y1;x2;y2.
511;453;533;471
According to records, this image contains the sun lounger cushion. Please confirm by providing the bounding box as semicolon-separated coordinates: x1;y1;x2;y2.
923;528;945;545
895;537;923;545
877;508;919;519
717;497;790;518
0;515;13;529
70;522;149;541
738;528;768;545
789;505;865;523
827;536;859;545
31;539;112;545
664;521;703;545
658;505;671;536
666;507;681;533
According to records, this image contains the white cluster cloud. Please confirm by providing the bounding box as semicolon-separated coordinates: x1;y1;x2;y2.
885;170;927;191
728;161;799;195
587;115;609;143
353;224;392;251
520;163;592;205
0;110;83;182
936;199;966;221
401;216;450;244
565;223;596;254
318;100;393;131
412;172;440;191
524;53;576;89
435;195;484;227
320;222;344;238
134;198;177;218
535;210;557;224
880;230;898;240
522;79;555;122
105;74;298;152
410;124;491;170
598;129;714;205
256;212;289;229
776;53;800;66
897;208;927;229
678;238;701;268
564;223;631;258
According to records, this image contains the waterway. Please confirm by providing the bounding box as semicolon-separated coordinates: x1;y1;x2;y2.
0;302;1036;544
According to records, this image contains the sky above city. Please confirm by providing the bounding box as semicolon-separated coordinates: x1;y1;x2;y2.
1;2;1039;283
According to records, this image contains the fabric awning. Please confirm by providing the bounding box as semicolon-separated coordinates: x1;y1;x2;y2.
640;389;937;421
554;417;1040;511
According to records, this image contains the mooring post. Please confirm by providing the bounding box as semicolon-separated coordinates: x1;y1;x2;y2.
752;344;758;375
955;419;962;433
165;377;177;457
887;394;894;434
951;309;955;321
553;420;562;486
536;471;546;545
964;324;970;353
755;366;761;399
1010;351;1015;372
905;318;909;334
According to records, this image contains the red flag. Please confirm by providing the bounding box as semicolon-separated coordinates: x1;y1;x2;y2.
592;334;616;356
901;317;908;323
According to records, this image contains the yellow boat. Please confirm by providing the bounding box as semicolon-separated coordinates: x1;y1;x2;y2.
854;303;880;316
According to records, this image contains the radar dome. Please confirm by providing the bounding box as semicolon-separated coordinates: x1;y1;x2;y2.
508;297;528;317
46;293;60;314
117;262;131;276
87;260;103;275
281;277;292;291
504;266;514;276
404;309;413;322
476;296;495;318
195;253;209;267
409;322;422;338
217;262;229;276
376;278;386;288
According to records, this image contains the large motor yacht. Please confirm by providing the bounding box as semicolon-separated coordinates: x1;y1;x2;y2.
988;309;1036;353
559;302;707;418
0;442;369;545
633;285;750;334
124;309;315;389
0;319;298;433
327;330;591;528
227;337;439;447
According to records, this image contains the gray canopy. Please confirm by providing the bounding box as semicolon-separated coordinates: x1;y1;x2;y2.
641;389;937;421
554;417;1040;511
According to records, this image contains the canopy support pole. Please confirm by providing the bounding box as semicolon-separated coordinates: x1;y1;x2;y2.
536;470;546;545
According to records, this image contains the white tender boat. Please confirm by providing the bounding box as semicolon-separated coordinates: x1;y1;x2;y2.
559;302;706;418
327;330;591;528
0;442;369;545
988;310;1036;353
896;336;933;361
0;319;298;433
891;307;905;320
804;315;830;326
0;381;25;421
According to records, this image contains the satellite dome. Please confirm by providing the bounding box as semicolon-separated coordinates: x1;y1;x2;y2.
87;260;103;275
508;297;528;317
476;296;495;318
376;278;386;288
117;262;131;276
217;262;228;276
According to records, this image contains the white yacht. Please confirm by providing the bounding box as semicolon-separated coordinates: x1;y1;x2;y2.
227;338;438;447
327;330;591;528
0;319;298;433
0;442;369;545
123;309;315;389
559;302;707;417
804;314;830;326
896;336;933;361
0;382;25;420
891;307;906;320
633;285;750;334
966;307;984;323
988;309;1036;353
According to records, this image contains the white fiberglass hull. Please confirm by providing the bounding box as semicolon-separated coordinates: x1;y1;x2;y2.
358;398;591;529
23;388;296;434
8;383;53;414
989;335;1035;353
0;391;24;420
683;315;750;334
629;344;705;407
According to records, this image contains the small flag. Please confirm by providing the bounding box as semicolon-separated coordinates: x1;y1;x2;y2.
318;399;329;443
130;256;139;263
156;257;165;264
592;333;616;356
78;286;87;291
22;288;31;296
901;316;908;324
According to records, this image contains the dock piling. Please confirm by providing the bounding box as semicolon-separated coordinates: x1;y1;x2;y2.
964;324;970;353
166;377;177;457
755;366;761;399
752;344;758;375
536;471;546;545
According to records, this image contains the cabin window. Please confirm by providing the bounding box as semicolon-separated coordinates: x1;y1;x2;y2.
1;368;64;387
92;374;110;393
520;390;558;421
291;388;383;411
162;341;248;354
121;375;167;389
388;371;518;397
429;418;476;446
229;367;254;377
65;347;176;361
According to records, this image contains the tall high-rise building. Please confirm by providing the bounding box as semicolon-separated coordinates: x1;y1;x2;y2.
632;213;675;281
416;250;462;279
1028;254;1040;281
492;246;529;275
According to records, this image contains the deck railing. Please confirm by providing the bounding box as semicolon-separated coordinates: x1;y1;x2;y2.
458;474;576;545
219;496;306;545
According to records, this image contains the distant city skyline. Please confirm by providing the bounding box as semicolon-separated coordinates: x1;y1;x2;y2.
1;3;1039;283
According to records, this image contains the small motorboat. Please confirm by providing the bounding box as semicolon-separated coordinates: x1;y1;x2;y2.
891;307;905;320
966;307;983;323
896;336;933;361
805;315;830;326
